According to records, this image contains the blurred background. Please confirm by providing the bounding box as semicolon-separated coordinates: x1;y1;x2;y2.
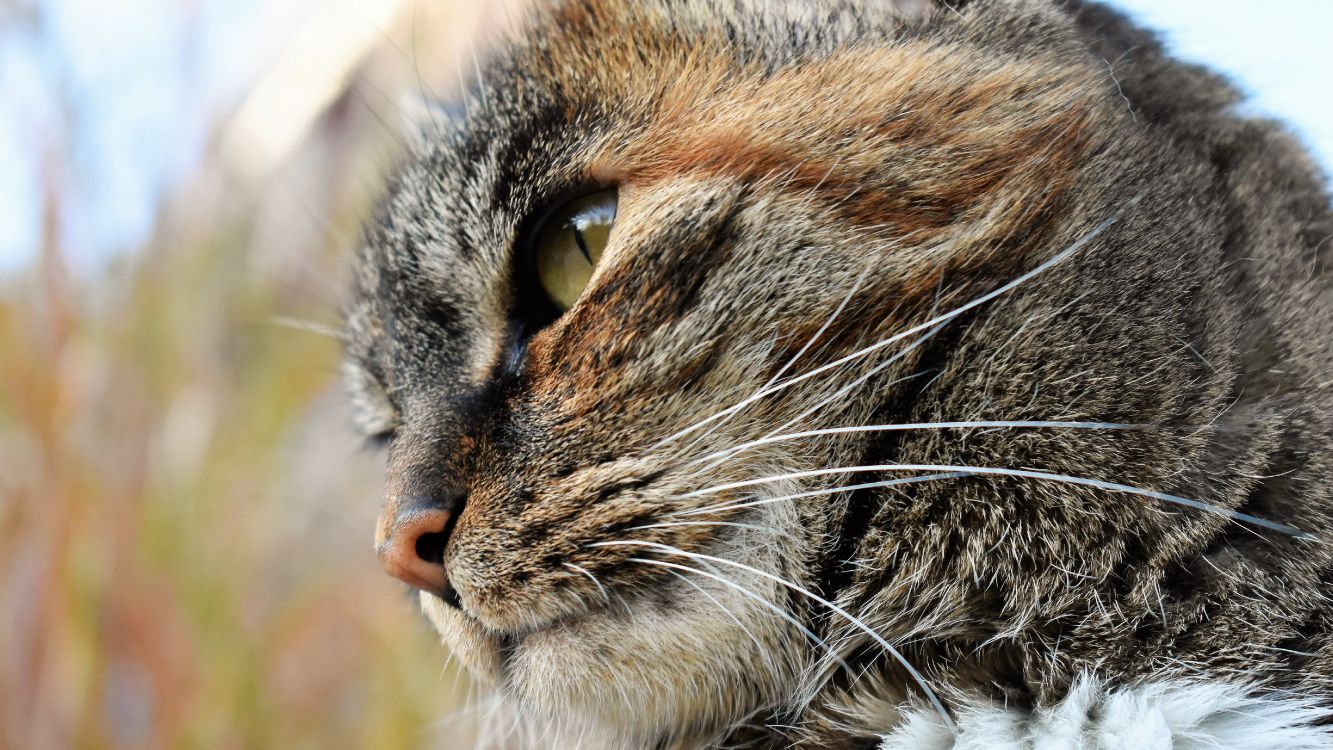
0;1;1328;748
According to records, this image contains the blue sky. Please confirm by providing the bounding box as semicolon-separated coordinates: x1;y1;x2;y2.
1113;0;1332;170
0;0;1329;274
0;0;269;272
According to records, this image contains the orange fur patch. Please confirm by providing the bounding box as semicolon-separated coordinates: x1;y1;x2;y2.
580;41;1097;237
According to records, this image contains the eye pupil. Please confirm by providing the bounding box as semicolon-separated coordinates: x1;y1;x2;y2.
531;189;617;314
572;227;594;263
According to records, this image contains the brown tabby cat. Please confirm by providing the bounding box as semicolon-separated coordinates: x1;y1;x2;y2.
341;0;1333;747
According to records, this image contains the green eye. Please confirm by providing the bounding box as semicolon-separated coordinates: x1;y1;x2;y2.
533;189;617;311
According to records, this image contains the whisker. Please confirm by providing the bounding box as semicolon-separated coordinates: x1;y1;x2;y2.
668;473;967;518
605;540;956;734
562;562;611;605
662;569;780;678
468;36;488;113
762;265;872;391
691;420;1138;466
268;315;348;341
673;306;882;464
623;519;795;540
651;207;1132;449
624;556;853;675
731;325;946;466
683;364;931;481
683;463;1309;537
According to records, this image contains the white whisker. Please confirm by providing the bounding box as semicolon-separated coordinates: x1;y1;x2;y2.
624;556;853;674
268;315;347;341
623;520;794;540
682;463;1309;536
763;265;872;391
651;208;1131;449
739;325;947;461
668;473;967;518
691;420;1137;466
605;540;957;734
562;562;611;605
662;569;780;678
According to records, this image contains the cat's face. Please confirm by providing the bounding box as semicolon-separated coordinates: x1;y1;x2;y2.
342;0;1303;745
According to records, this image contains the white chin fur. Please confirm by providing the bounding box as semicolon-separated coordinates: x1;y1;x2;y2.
880;674;1333;750
425;565;798;747
498;582;794;745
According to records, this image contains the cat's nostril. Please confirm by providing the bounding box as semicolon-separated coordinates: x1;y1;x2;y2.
375;500;461;596
414;530;448;566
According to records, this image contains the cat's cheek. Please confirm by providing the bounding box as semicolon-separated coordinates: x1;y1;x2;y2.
421;592;503;686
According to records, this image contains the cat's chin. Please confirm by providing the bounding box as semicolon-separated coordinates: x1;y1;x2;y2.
420;585;795;745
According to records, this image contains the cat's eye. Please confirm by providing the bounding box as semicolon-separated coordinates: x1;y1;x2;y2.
532;189;617;311
345;363;399;449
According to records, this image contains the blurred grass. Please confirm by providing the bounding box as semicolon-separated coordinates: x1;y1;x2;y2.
0;4;516;745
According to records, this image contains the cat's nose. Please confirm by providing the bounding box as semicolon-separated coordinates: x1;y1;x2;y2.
375;494;460;596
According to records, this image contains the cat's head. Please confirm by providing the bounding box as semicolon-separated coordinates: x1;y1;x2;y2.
343;0;1315;745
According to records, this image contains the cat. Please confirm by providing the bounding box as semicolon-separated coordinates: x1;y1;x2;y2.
341;0;1333;747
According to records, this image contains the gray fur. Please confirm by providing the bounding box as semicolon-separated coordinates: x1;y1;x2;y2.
343;1;1333;747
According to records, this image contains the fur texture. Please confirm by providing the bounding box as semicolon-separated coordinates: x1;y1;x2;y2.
342;0;1333;747
880;676;1333;749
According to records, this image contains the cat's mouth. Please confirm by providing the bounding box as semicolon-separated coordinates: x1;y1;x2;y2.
438;573;604;640
423;538;796;742
433;557;623;641
474;593;602;638
419;583;625;686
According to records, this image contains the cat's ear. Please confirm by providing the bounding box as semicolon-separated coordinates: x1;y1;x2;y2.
397;94;465;153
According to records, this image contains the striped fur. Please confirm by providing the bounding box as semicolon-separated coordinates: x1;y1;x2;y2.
343;0;1333;747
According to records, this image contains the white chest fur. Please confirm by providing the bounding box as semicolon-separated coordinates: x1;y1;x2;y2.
880;676;1333;749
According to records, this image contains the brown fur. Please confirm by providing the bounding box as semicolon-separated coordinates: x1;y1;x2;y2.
342;0;1333;747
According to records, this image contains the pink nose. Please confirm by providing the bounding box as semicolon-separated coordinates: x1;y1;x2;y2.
375;504;452;594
